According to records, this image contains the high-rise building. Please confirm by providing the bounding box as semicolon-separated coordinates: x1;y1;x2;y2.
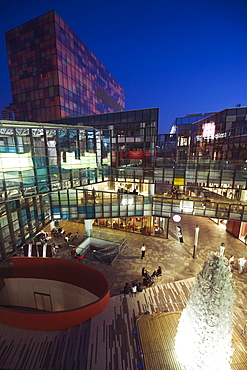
5;10;125;122
1;103;15;120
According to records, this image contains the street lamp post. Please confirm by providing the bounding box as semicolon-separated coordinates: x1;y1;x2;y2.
192;225;199;259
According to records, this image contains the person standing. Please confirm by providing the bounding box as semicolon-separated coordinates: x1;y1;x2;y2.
219;243;225;257
238;256;246;274
176;226;183;243
228;255;234;272
141;244;146;259
244;234;247;244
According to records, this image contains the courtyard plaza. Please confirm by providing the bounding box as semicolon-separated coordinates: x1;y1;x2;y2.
0;214;247;369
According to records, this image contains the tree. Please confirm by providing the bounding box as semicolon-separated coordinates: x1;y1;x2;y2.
175;251;235;370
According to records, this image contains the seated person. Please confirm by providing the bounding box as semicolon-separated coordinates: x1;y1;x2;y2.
143;277;149;287
131;283;137;296
151;270;157;278
142;267;147;277
76;255;84;261
71;248;77;255
123;282;131;295
143;275;154;287
137;282;143;292
156;266;162;276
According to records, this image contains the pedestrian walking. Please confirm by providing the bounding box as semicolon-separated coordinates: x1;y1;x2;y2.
228;255;234;272
238;256;246;274
219;242;225;257
141;244;146;259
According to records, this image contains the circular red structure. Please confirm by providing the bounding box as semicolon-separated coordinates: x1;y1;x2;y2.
0;257;110;331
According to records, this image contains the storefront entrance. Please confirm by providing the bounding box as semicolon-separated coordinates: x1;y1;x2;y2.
93;216;168;238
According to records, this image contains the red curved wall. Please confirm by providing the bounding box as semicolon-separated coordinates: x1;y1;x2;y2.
0;258;110;331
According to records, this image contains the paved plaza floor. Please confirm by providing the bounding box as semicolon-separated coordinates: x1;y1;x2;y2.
0;215;247;369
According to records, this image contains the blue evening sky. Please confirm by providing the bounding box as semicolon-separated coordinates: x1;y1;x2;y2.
1;0;247;133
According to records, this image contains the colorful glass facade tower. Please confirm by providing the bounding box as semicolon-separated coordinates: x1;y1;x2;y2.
5;10;125;122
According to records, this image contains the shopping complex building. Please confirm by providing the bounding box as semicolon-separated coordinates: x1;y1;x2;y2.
1;10;247;262
1;10;247;370
1;105;247;260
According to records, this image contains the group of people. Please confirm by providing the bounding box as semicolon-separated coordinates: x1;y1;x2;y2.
123;282;143;296
117;187;138;195
35;230;49;243
51;227;66;238
218;243;246;275
71;247;84;262
171;186;179;199
142;266;162;287
64;232;79;243
123;265;162;295
228;255;246;274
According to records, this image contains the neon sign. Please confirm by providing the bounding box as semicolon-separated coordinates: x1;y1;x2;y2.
202;122;215;139
196;132;226;141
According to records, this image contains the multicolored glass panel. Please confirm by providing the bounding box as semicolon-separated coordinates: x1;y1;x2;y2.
6;10;125;122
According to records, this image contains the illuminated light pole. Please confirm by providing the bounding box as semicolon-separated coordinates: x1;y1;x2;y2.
192;225;199;259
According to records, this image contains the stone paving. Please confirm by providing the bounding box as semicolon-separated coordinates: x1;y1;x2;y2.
51;216;247;298
46;215;247;363
51;216;247;351
47;216;247;333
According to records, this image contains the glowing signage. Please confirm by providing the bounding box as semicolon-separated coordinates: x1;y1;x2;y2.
196;121;227;142
121;194;134;205
196;132;226;141
202;122;215;139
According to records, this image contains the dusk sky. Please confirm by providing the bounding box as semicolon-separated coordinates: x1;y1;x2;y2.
1;0;247;133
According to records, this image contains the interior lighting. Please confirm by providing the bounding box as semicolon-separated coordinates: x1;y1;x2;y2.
173;215;181;222
121;195;134;205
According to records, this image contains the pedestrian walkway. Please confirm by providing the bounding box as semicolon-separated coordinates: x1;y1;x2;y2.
0;215;247;369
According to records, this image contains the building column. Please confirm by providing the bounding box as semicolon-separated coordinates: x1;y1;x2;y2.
50;221;55;231
85;219;93;236
149;183;155;195
240;189;247;202
163;218;169;239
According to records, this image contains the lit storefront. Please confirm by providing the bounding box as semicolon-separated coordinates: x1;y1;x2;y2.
176;107;247;242
0;121;110;258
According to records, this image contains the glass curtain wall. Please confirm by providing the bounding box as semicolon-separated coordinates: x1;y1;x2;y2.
0;122;109;258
